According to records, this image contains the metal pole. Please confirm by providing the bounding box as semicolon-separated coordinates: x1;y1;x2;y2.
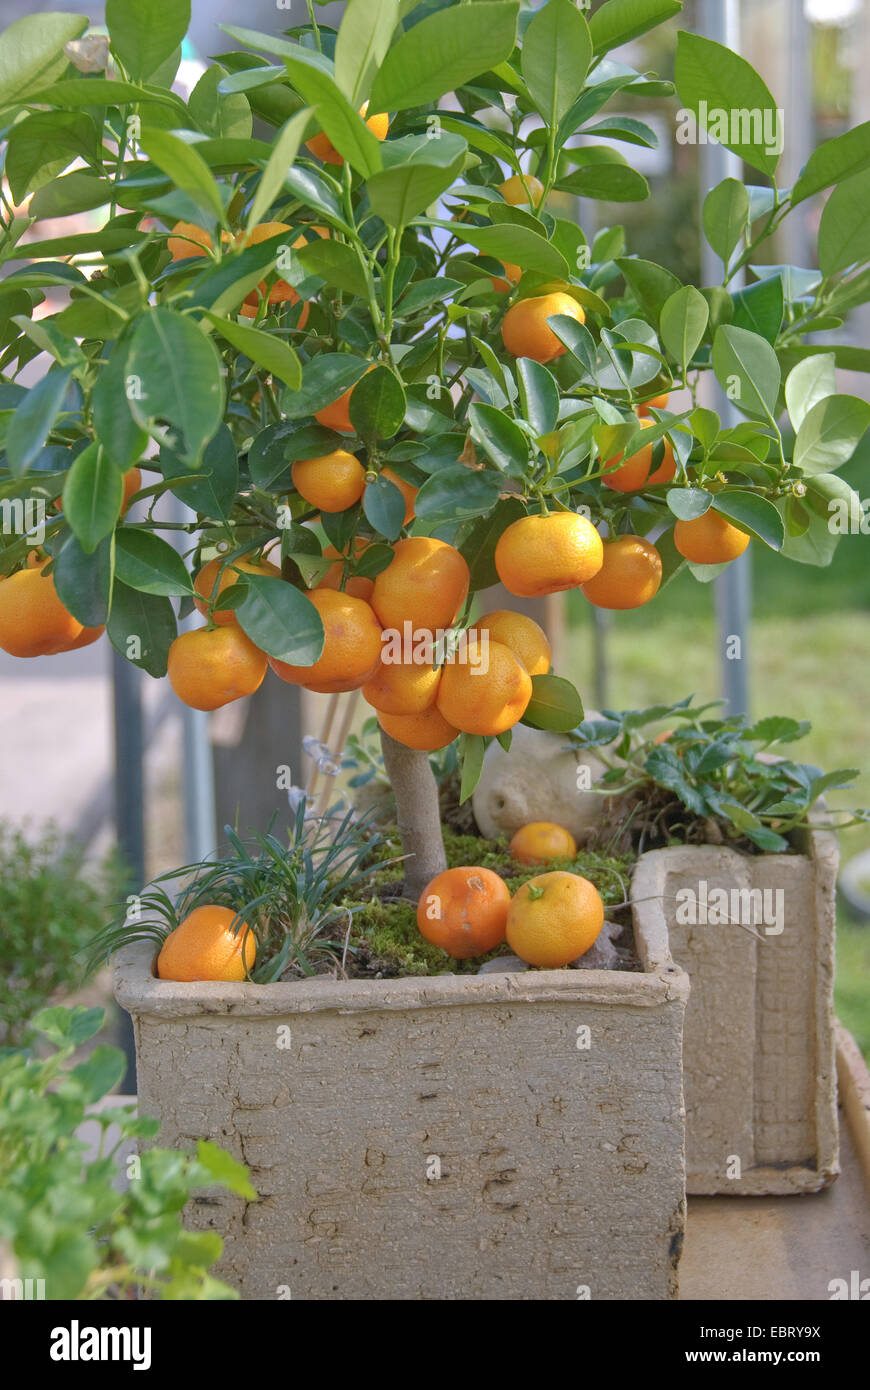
182;705;216;861
110;646;144;1092
699;0;751;717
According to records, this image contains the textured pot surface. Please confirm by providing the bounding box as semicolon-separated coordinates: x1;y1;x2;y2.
115;916;688;1301
631;828;839;1195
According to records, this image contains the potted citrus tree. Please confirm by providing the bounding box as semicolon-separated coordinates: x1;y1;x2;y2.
2;0;868;1298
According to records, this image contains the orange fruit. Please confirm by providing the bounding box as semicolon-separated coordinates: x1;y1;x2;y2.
417;866;510;959
673;510;751;565
157;905;256;982
65;624;105;651
646;438;677;487
291;449;366;513
362;644;441;715
491;259;522;293
377;466;417;524
0;562;82;657
314;366;374;433
498;174;544;206
603;417;652;492
377;705;459;751
471;609;551;677
501;291;584;364
306;102;389;164
506;871;604;968
370;536;470;633
316;542;374;600
509;822;578;865
167;626;268;711
121;466;141;510
194;555;282;626
436;637;532;737
580;536;662;610
268;588;382;693
637;392;669;416
494;512;603;598
167;221;213;261
237;222;319;323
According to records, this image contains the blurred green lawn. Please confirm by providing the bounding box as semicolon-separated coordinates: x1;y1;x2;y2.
562;452;870;1058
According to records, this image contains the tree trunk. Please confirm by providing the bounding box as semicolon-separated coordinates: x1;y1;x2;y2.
380;728;447;899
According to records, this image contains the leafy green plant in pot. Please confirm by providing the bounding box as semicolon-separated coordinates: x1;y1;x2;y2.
1;0;869;908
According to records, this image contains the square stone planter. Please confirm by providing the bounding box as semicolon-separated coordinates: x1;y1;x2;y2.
631;826;839;1195
114;911;689;1301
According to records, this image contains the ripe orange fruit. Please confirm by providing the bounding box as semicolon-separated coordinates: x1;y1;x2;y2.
495;512;603;597
121;466;141;510
167;221;213;261
306;102;389;164
603;417;652;492
436;637;531;736
580;536;662;610
377;704;459;751
194;555;282;626
501;290;584;364
506;871;604;968
291;449;366;513
65;624;105;651
673;510;751;565
157;905;256;982
362;646;441;715
268;588;382;693
0;562;82;657
491;259;522;293
417;866;510;958
314;366;374;433
237;221;320;323
167;626;268;710
509;822;578;865
370;536;470;632
637;392;670;416
472;609;551;677
316;542;374;600
377;466;417;524
646;439;677;487
498;174;544;206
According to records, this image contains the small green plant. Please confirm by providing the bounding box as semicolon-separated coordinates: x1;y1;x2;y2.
570;697;870;853
0;822;124;1046
89;802;393;981
0;1005;255;1299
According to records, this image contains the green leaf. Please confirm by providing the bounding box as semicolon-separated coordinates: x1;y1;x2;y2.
53;533;113;627
283;54;382;179
659;285;708;375
92;346;149;470
140;129;224;220
458;734;486;804
0;12;87;106
521;674;584;732
5;111;100;204
105;0;190;83
460;495;526;590
62;444;123;554
115;530;193;597
702;178;750;265
582;116;659;149
731;275;783;346
196;1140;258;1201
793;395;870;476
127;307;224;462
69;1045;126;1105
521;0;592;126
107;581;177;677
245;109;311;232
616;257;682;326
818;168;870;276
712;490;783;550
203;312;302;392
5;370;72;477
517;358;559;436
792;119;870;205
785;353;836;435
363;474;406;541
468;403;529;474
556;162;649;201
348;364;406;442
189;65;253;141
666;487;712;521
367;133;467;228
433;220;569;278
369;1;520;112
589;0;682;55
291;238;363;299
236;575;324;665
413;467;503;529
281;354;370;420
334;0;399;106
248;422;337;490
160;423;238;518
711;324;780;421
29;172;115;220
23;77;185;111
34;1004;104;1049
674;31;782;177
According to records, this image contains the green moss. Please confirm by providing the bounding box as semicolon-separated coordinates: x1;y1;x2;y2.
345;824;634;977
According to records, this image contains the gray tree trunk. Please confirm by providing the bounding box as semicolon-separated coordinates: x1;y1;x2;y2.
379;729;447;899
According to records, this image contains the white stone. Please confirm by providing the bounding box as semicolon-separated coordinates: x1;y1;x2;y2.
472;723;612;842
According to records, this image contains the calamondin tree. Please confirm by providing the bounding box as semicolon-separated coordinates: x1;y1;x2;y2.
2;0;870;898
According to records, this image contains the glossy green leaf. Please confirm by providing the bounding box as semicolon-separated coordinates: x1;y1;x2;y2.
203;312;302;392
433;220;569;278
521;674;584;732
245;109;311;231
29;172;115;220
349;364;406;441
711;324;780;421
127;307;224;462
793;395;870;476
362;474;406;541
458;734;486;804
369;1;520;113
62;443;123;554
712;490;783;550
159;423;238;518
283;53;382;179
413;466;503;528
105;0;190;82
115;529;194;596
731;275;783;345
139;129;224;220
5;369;72;477
666;487;712;521
517;358;559;437
334;0;400;105
675;31;782;177
53;533;113;627
236;574;324;665
107;581;177;677
556;163;649;201
0;12;87;106
588;0;682;55
792;119;870;205
702;177;750;266
92;347;149;471
521;0;592;126
367;133;467;228
616;257;682;326
5;111;100;204
818;168;870;276
784;353;836;435
460;495;527;590
281;354;370;420
468;403;529;474
659;285;708;374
